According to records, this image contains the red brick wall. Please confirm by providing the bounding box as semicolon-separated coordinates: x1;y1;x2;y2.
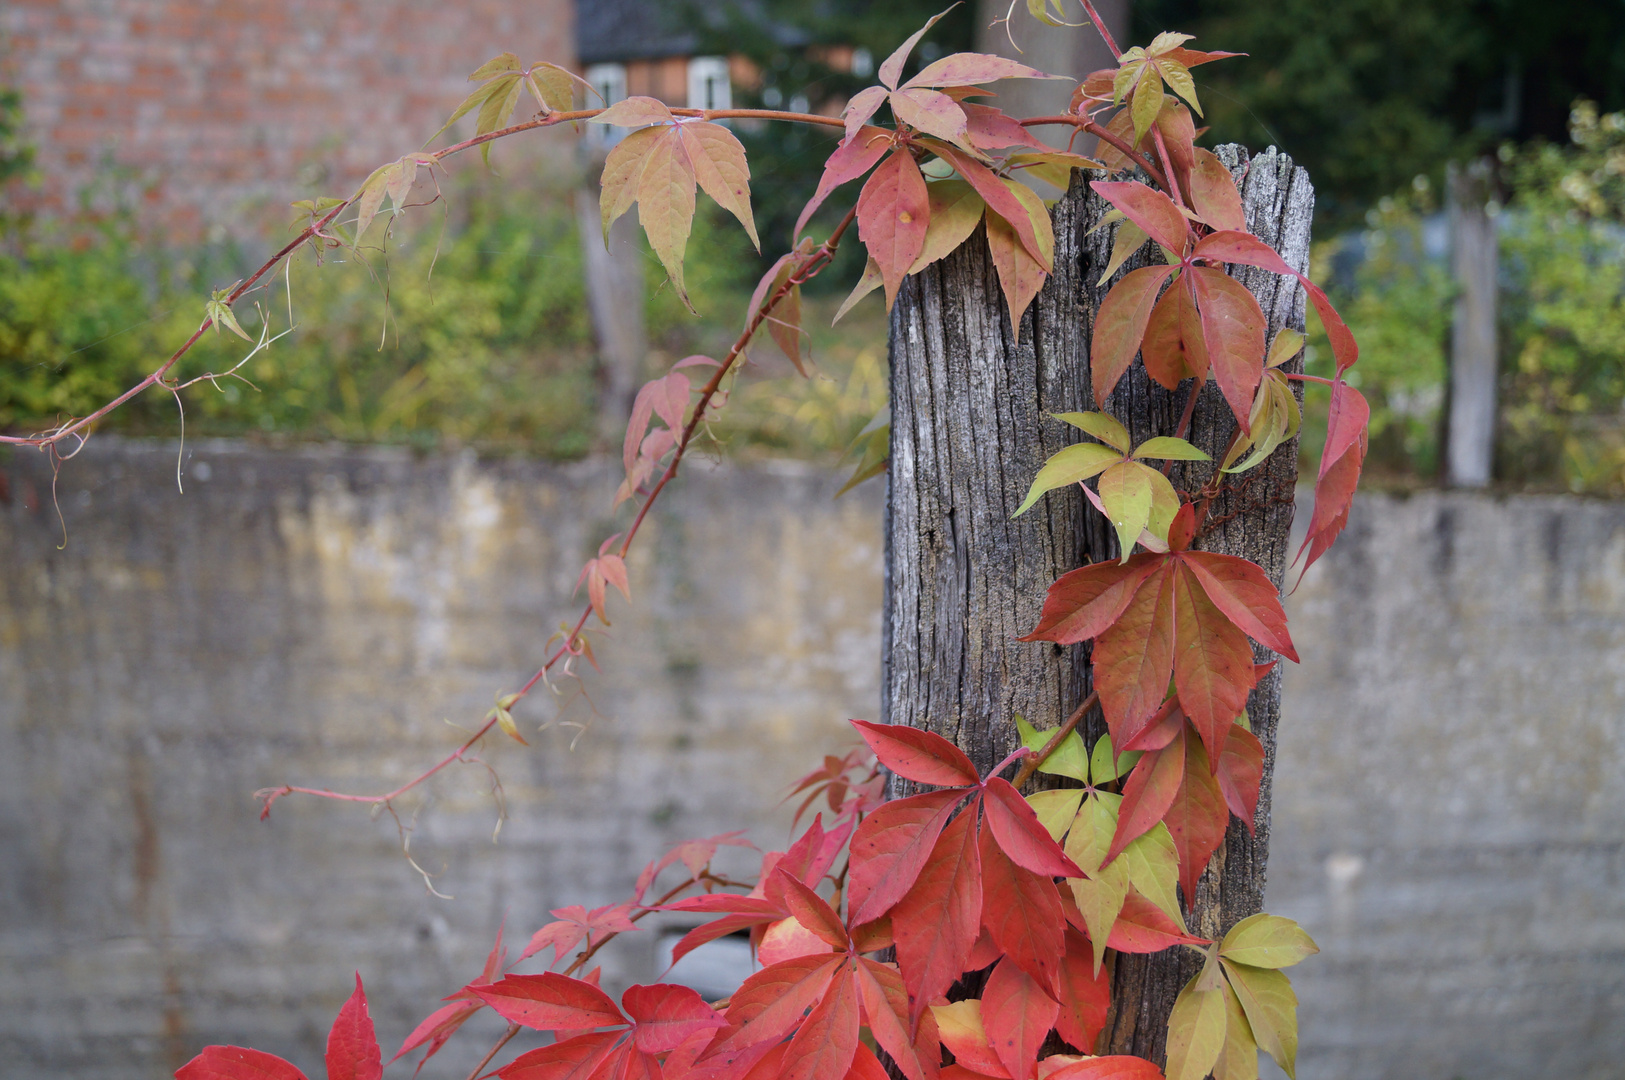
2;0;575;238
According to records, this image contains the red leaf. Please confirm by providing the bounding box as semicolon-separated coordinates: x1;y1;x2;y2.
890;87;972;150
1161;735;1229;903
1188;266;1265;430
892;802;983;1022
497;1031;620;1080
982;957;1060;1080
962;104;1050;152
979;816;1065;995
472;974;626;1032
1295;422;1365;578
622;984;727;1053
660;895;782;916
856;150;931;309
708;955;841;1057
326;974;382;1080
1043;1056;1166;1080
1089;265;1176;406
1055;929;1110;1054
905;53;1058;88
846;1045;895;1080
844;86;892;143
797;127;893;239
784;964;861;1080
772;868;850;950
983;779;1084;878
1090;182;1188;255
851;721;981;788
1187;149;1246;232
1019;556;1159;646
176;1047;309;1080
667;914;778;967
1093;565;1177;742
773;814;846;889
1170;562;1255;760
847;788;964;925
523;903;640;963
1193;230;1357;373
987;200;1050;330
1321;379;1371;481
1139;274;1206;391
1216;725;1264;833
856;959;942;1080
1106;737;1184;865
1180;552;1296;662
391;1001;482;1067
1104;891;1206;953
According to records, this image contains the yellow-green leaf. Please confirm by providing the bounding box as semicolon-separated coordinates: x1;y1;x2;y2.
1132;436;1210;461
1015;715;1090;781
1213;980;1260;1080
1098;218;1150;286
1221;960;1300;1079
635;130;698;310
1220;914;1320;969
1129;65;1164;143
205;290;252;342
1265;327;1304;369
1013;441;1123;517
468;52;522;81
1027;788;1084;842
1122;824;1185;929
1088;732;1137;784
529;62;576;112
837;411;889;497
1054;410;1131;453
908;179;984;273
834;258;884;324
1156;58;1202;116
1097;459;1156;558
1144;467;1182;546
352;164;393;242
1166;980;1227;1080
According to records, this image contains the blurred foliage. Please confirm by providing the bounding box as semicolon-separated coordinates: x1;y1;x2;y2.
1305;101;1625;493
1498;102;1625;492
1134;0;1625;230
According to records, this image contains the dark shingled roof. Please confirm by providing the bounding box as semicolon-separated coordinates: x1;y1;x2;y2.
576;0;809;66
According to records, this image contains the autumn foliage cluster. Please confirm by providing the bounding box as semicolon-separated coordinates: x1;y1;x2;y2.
7;5;1371;1080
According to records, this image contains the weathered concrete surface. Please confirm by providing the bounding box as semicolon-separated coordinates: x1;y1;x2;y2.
2;443;1624;1079
1266;490;1625;1080
0;441;881;1079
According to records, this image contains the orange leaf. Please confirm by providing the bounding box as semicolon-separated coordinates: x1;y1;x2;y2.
892;802;983;1021
1090;265;1175;405
982;957;1060;1080
1188;266;1265;431
856;150;931;309
677;121;759;249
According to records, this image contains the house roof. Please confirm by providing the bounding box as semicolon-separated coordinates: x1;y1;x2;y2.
576;0;810;66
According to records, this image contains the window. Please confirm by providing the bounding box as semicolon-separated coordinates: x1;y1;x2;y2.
686;56;732;113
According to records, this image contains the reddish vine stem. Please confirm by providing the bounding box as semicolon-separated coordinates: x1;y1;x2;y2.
1078;0;1123;59
1020;116;1169;191
1012;690;1100;790
257;205;860;818
464;1024;520;1080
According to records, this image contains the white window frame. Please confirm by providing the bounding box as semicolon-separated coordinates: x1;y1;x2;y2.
686;56;732;113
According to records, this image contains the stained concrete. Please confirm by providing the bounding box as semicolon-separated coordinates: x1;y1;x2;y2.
1;441;1622;1078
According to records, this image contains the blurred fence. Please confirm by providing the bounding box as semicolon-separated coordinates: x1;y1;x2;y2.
1;441;1622;1079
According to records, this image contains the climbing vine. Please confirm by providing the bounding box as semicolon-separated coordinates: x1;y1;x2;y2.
7;5;1367;1080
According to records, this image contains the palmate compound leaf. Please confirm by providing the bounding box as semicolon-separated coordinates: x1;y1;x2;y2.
978;812;1066;994
846;788;964;928
1090;265;1176;406
471;973;626;1031
1164;978;1227;1080
1022;511;1295;760
597;107;760;311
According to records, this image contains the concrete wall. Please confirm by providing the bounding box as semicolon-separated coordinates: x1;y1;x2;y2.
1;441;1622;1079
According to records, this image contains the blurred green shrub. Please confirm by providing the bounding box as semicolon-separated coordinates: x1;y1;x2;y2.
1307;100;1625;492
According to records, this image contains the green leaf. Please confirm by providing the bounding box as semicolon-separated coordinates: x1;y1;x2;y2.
1165;979;1227;1080
205;289;251;342
1054;411;1131;453
1219;914;1319;969
468;52;522;81
1088;733;1120;784
1214;981;1260;1080
1097;218;1149;287
834;258;883;324
1122;824;1185;930
1064;792;1129;971
1013;442;1122;517
1265;327;1304;370
1144;468;1182;547
1026;788;1084;842
1015;715;1090;781
836;413;889;497
1097;460;1155;558
1132;436;1210;462
1221;960;1300;1079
